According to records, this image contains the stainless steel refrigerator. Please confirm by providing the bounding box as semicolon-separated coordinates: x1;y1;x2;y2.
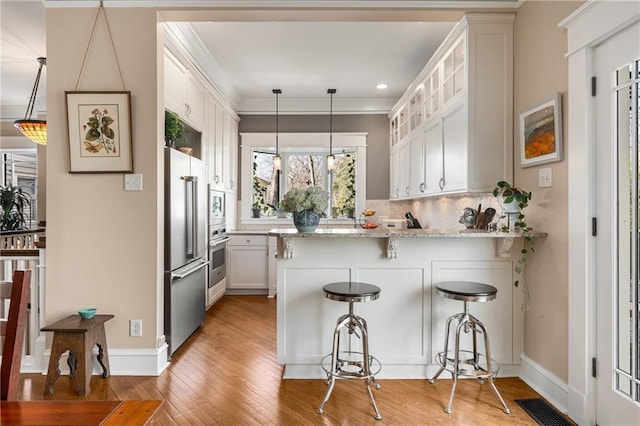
164;147;208;356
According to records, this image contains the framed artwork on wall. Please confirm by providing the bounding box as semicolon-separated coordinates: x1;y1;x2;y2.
519;92;563;168
66;91;133;173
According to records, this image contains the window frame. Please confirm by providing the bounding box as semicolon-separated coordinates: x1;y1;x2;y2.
240;132;367;224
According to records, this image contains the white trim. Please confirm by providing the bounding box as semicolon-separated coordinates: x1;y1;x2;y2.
562;1;640;424
519;354;569;415
43;1;523;9
41;345;170;377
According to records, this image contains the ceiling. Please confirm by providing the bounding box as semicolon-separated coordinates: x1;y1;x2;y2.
0;0;521;122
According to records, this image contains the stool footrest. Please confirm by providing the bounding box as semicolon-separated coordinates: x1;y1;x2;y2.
435;350;500;379
320;351;382;380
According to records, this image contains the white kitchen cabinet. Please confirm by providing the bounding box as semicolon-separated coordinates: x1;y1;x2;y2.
389;13;514;198
164;50;205;131
390;145;400;199
227;234;269;294
223;111;237;191
398;140;411;198
409;130;426;196
268;237;277;298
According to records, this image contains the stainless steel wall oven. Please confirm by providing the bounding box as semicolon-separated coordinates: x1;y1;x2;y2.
209;188;229;289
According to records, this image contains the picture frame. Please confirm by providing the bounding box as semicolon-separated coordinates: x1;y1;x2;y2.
66;91;133;173
519;92;563;168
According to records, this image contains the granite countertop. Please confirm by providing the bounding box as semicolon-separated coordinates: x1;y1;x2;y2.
267;228;547;239
229;230;270;235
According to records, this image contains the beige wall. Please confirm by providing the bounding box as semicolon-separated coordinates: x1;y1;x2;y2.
513;0;583;382
46;8;162;349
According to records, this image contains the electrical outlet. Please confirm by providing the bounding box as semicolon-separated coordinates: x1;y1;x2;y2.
130;319;142;337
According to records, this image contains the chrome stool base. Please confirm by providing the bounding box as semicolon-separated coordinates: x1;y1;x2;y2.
429;282;510;415
318;282;383;420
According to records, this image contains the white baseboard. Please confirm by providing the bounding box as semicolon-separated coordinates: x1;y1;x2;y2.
519;353;569;414
40;344;170;376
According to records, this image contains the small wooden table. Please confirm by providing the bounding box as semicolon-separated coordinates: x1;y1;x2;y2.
0;400;164;425
41;314;114;396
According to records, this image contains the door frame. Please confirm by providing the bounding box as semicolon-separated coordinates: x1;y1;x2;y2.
562;1;640;425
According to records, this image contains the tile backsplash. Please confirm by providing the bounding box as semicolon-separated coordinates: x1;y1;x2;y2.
235;194;503;231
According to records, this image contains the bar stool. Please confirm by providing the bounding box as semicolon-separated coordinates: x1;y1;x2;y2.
429;281;510;415
317;281;383;420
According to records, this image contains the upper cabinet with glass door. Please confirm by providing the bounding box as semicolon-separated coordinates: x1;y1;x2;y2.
388;13;515;200
442;37;465;106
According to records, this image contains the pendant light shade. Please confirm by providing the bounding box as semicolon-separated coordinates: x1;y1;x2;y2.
14;57;47;145
273;89;282;171
327;89;336;171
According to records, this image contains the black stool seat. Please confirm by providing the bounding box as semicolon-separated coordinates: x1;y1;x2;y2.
323;282;381;303
435;281;497;303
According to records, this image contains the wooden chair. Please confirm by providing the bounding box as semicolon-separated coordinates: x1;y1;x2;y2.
0;270;31;400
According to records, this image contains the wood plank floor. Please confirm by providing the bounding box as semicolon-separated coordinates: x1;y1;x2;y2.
17;296;571;425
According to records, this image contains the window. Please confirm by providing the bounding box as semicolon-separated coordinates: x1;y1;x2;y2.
241;133;366;222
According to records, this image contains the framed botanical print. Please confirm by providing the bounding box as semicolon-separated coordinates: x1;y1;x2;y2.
66;91;133;173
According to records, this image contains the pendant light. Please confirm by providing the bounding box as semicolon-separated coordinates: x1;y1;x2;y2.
273;89;282;171
13;57;47;145
327;88;336;171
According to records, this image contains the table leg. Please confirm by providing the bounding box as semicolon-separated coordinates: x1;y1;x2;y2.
67;351;77;378
43;336;65;396
95;325;110;378
74;334;92;396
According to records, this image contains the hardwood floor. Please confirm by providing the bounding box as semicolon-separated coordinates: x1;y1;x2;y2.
18;296;567;425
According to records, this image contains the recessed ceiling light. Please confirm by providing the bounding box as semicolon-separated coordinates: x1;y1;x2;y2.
376;83;389;90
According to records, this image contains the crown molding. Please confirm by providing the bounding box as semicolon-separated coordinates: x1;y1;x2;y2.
238;97;395;115
44;1;523;9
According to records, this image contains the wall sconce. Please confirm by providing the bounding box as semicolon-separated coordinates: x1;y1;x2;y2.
273;89;282;171
13;57;47;145
327;88;336;171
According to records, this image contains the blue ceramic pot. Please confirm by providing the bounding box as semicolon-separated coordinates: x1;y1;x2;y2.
293;210;320;232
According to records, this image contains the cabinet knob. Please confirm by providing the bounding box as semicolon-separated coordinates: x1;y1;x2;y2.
439;178;445;190
419;182;426;192
406;186;410;195
214;175;220;183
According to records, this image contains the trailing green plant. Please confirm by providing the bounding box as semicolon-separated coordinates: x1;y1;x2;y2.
0;184;31;231
164;110;185;147
492;180;535;289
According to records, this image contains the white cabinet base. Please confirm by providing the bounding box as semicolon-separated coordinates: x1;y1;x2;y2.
207;278;226;309
275;236;523;379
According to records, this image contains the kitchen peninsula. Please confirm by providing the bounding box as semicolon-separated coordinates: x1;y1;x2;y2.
269;227;545;379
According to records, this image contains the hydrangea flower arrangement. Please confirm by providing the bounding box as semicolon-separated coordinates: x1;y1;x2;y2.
281;186;328;214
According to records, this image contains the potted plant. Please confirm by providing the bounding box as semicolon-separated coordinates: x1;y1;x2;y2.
1;184;31;231
281;186;328;232
492;180;535;291
164;110;185;148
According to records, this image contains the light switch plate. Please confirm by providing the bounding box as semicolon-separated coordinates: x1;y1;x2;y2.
124;173;143;191
538;167;552;188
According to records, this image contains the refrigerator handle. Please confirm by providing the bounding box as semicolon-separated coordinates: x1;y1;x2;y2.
182;176;198;259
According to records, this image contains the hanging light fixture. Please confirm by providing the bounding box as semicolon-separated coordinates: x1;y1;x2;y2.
273;89;282;171
327;88;336;171
14;57;47;145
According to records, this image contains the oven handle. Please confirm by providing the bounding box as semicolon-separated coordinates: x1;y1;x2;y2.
210;237;231;246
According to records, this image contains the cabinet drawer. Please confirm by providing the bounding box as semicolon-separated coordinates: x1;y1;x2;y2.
229;235;268;246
